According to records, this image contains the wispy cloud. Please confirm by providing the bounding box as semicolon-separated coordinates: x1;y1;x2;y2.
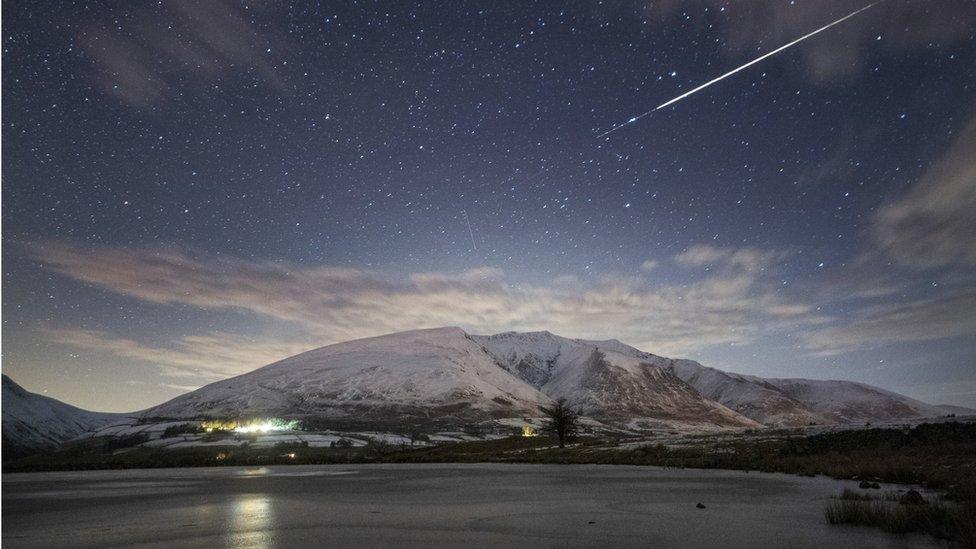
78;0;291;106
31;241;817;379
802;290;976;356
872;113;976;269
32;229;976;381
42;328;312;380
797;110;976;357
674;244;787;272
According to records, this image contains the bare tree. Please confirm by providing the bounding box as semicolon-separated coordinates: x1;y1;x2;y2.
540;398;580;448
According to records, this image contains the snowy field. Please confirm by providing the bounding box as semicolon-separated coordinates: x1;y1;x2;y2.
2;463;939;548
81;412;972;455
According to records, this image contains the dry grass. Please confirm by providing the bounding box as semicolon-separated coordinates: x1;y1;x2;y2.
825;495;976;547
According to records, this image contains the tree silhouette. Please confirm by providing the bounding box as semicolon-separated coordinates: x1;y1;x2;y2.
540;398;580;448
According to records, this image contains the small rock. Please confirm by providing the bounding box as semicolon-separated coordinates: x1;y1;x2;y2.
900;490;926;506
696;503;706;509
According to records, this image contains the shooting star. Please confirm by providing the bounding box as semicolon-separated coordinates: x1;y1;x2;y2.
461;209;477;251
597;1;883;139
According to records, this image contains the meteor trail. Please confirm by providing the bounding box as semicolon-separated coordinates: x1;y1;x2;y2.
462;209;477;250
597;1;882;139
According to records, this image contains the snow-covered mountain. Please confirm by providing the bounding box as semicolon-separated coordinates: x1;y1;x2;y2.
761;378;951;424
664;362;834;427
20;327;953;437
146;327;551;426
2;375;123;456
664;361;964;427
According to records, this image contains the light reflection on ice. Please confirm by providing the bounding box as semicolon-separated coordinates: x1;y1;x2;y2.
226;494;274;549
238;467;271;477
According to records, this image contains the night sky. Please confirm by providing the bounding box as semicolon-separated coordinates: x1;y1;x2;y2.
3;0;975;412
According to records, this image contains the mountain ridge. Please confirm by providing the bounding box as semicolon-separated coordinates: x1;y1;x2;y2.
141;327;960;430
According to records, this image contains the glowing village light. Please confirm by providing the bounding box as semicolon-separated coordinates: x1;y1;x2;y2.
233;419;301;434
234;421;278;434
202;419;300;434
521;425;538;437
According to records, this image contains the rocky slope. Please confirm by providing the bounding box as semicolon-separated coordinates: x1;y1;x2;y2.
472;331;759;428
664;362;834;427
471;331;962;428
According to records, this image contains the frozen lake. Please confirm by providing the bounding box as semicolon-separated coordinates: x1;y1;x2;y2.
2;463;937;548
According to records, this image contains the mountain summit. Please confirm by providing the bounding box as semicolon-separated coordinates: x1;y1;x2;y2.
145;327;548;427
